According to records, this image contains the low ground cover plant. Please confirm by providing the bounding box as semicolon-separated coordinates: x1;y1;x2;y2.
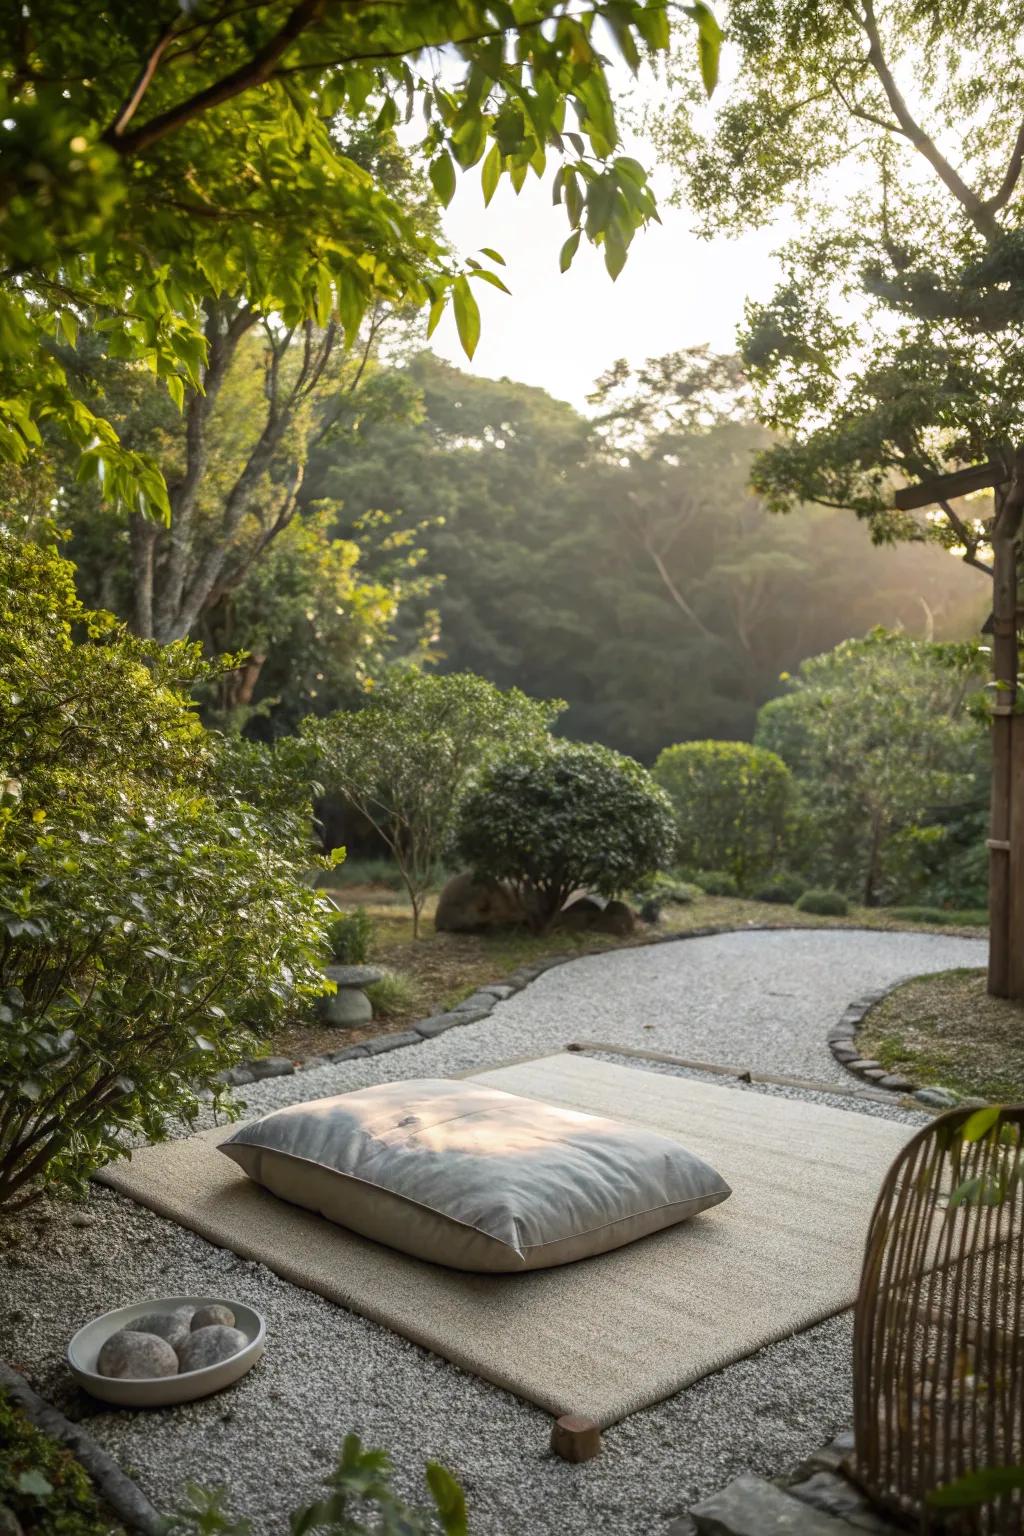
752;873;806;905
0;535;330;1210
0;1389;111;1536
454;741;674;932
328;908;374;965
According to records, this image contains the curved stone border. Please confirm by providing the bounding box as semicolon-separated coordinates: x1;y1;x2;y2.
827;984;960;1109
0;1361;164;1534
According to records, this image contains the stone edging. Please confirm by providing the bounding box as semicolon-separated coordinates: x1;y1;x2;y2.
827;983;960;1109
0;1361;164;1534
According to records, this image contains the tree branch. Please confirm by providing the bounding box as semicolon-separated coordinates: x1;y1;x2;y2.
983;115;1024;214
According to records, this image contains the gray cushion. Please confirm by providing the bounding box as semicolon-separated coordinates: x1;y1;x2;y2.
219;1079;730;1272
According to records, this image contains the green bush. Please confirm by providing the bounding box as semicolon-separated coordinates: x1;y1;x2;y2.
328;907;374;964
795;888;849;916
453;742;675;932
693;869;739;897
0;534;330;1209
653;740;792;889
1;1390;111;1536
169;1434;466;1535
752;872;806;905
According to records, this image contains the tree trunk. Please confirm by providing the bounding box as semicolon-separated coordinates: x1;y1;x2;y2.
987;459;1024;997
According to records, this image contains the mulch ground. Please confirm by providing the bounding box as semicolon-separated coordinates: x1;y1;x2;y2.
857;967;1024;1102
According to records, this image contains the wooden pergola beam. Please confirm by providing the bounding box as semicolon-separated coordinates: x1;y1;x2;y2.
892;457;1007;511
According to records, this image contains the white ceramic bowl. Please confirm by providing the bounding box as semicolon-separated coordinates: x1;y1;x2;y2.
67;1295;265;1407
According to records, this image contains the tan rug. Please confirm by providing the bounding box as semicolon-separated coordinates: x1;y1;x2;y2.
98;1053;912;1427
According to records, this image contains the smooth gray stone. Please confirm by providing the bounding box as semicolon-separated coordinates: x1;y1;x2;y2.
215;1066;255;1087
788;1472;892;1533
831;1046;859;1063
363;1031;421;1055
878;1074;914;1092
98;1332;178;1380
481;983;516;999
177;1324;248;1374
850;1059;881;1072
323;964;383;987
124;1307;193;1350
325;1045;369;1061
191;1304;234;1331
453;991;497;1013
318;988;372;1027
862;1068;888;1081
692;1474;853;1535
914;1085;959;1108
414;1013;464;1038
248;1056;295;1079
300;1055;329;1070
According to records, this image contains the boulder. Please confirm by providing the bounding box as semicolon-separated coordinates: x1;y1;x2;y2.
434;872;526;933
318;988;373;1027
323;964;383;988
556;896;604;932
590;899;635;937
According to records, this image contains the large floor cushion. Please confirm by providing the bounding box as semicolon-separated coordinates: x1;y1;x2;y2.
218;1078;731;1272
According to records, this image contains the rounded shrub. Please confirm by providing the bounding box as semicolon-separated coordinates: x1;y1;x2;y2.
328;906;373;964
752;872;806;905
653;740;792;890
692;869;739;897
453;742;675;932
795;888;849;916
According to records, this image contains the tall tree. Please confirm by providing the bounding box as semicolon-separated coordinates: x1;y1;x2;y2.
653;0;1024;988
0;0;718;507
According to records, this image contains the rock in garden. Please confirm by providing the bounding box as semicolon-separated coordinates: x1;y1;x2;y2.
191;1304;235;1331
323;964;383;987
98;1331;179;1379
176;1324;248;1373
556;895;604;931
125;1307;193;1350
434;871;526;932
915;1085;959;1109
590;899;636;937
318;987;373;1027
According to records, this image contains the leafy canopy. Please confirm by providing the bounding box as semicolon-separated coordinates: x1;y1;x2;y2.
755;630;988;907
1;0;719;511
653;0;1024;561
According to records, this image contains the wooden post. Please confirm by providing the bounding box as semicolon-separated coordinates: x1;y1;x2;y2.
988;482;1016;996
550;1415;602;1462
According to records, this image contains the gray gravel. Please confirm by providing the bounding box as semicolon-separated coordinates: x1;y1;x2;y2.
0;928;987;1535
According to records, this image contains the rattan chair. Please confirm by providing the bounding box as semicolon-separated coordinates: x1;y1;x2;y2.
852;1104;1024;1533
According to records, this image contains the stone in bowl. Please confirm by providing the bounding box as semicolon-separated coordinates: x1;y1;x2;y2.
67;1295;265;1407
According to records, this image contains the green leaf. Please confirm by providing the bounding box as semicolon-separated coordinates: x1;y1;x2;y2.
426;294;447;339
58;310;78;347
962;1105;1001;1141
604;230;628;280
426;1463;468;1536
481;142;502;206
929;1465;1024;1509
684;2;723;95
17;1470;53;1497
559;230;581;272
429;153;457;207
452;276;481;360
478;247;505;265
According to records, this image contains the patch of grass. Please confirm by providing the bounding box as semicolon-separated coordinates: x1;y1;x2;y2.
364;971;418;1018
886;906;989;927
0;1389;120;1535
857;968;1024;1103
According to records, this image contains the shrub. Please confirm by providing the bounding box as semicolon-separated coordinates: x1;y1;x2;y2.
328;907;374;964
653;740;792;889
796;888;849;916
170;1434;466;1535
752;872;806;905
453;742;675;932
364;972;418;1018
0;534;330;1209
693;870;738;897
0;1389;112;1536
304;672;561;936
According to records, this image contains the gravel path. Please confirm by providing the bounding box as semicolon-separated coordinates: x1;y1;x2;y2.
0;927;987;1535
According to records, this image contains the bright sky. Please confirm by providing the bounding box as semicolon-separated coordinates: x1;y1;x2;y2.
427;92;786;413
